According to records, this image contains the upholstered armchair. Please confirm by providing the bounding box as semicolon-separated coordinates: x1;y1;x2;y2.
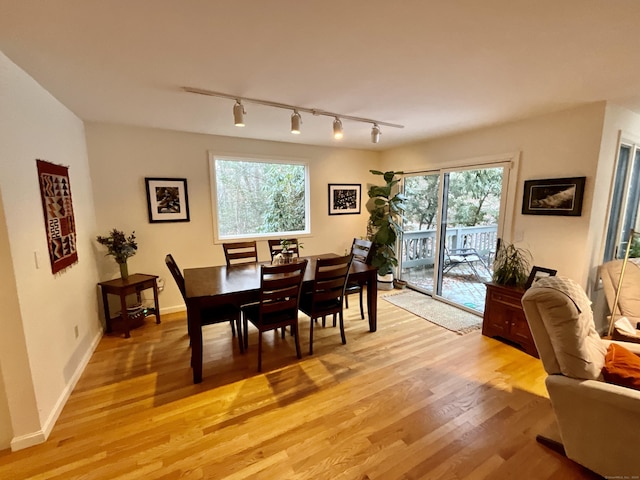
600;257;640;341
521;276;640;478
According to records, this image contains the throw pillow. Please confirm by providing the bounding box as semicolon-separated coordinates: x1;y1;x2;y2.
602;343;640;391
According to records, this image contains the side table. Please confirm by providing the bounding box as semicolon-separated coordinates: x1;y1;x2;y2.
98;273;160;338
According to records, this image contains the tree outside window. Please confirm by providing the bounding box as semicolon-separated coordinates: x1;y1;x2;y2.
212;156;309;239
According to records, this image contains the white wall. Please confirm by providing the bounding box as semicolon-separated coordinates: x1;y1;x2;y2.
0;51;102;450
85;123;380;311
381;102;607;288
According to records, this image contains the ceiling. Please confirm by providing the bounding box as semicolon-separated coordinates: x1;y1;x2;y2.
2;0;640;151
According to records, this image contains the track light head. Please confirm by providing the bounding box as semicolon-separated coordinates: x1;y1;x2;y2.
233;100;245;127
371;124;382;144
291;110;302;134
333;117;343;140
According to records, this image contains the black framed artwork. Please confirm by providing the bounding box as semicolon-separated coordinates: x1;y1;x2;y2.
328;183;361;215
522;176;586;216
145;177;190;223
525;266;557;289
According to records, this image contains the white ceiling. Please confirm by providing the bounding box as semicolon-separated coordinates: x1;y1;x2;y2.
2;0;640;150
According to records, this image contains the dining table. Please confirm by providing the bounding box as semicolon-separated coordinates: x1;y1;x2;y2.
183;253;378;383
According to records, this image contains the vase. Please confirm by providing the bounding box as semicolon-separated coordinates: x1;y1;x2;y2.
119;261;129;280
282;251;294;264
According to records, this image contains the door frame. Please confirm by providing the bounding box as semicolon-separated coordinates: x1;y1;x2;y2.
398;152;520;313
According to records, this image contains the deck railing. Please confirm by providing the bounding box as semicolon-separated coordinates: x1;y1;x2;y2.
401;225;498;268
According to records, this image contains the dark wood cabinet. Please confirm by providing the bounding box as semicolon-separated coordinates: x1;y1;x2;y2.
482;282;538;358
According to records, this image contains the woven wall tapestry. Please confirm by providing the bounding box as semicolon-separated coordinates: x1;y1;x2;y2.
36;159;78;274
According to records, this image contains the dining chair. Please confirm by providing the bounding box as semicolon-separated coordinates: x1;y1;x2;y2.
268;238;300;260
299;254;354;355
345;238;373;319
241;259;308;372
222;241;258;267
165;254;243;351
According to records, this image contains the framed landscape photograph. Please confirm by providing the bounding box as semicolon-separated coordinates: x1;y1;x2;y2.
145;177;190;223
525;266;557;289
522;176;586;216
328;183;361;215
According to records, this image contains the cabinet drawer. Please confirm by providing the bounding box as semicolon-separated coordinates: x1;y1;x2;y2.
488;290;522;309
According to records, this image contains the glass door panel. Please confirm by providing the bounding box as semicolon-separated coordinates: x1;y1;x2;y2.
434;167;503;313
400;165;507;314
400;173;440;294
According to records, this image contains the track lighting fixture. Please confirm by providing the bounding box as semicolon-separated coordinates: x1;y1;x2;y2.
233;100;245;127
371;124;381;144
291;110;302;134
183;86;404;143
333;117;344;140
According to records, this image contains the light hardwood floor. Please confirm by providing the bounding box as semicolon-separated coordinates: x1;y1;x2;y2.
0;291;601;480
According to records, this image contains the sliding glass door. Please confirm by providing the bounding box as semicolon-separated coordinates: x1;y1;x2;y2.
400;164;509;313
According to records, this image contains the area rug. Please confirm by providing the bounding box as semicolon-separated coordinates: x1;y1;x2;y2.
382;290;482;335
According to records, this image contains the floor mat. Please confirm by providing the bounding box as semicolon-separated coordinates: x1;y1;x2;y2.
382;290;482;335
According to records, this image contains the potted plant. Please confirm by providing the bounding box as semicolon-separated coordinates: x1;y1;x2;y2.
96;228;137;279
366;170;405;290
280;238;303;264
492;240;531;287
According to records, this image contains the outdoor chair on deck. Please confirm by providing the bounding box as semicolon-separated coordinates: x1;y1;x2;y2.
345;238;373;319
241;260;308;372
299;254;354;355
223;241;258;267
165;254;242;351
443;246;491;280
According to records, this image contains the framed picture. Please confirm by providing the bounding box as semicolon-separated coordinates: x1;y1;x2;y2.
145;177;190;223
328;183;361;215
522;176;586;216
525;266;557;289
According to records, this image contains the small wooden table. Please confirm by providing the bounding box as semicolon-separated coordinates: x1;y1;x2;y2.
98;274;161;338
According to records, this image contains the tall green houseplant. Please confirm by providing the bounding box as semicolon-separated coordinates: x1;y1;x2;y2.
366;170;405;277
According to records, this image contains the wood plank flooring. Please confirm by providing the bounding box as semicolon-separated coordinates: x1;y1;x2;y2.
0;291;602;479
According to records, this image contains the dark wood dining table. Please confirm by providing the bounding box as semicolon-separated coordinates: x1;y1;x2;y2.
183;253;378;383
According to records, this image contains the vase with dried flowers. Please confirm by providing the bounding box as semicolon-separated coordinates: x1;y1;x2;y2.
96;229;137;279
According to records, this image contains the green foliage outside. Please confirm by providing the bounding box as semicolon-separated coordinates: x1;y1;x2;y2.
215;160;306;236
629;236;640;258
403;168;502;231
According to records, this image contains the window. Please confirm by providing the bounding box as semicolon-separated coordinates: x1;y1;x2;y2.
604;142;640;261
210;154;310;240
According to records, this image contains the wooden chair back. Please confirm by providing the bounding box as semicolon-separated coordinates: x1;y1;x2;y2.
300;254;354;354
165;253;186;299
258;260;308;323
242;259;308;371
223;241;258;267
268;238;300;260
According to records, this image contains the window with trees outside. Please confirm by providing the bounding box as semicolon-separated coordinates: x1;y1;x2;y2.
604;142;640;261
210;154;310;240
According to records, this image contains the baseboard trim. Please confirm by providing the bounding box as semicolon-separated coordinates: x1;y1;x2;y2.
10;430;46;451
10;328;103;452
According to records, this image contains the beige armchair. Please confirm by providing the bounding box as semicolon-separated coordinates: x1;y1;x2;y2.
600;257;640;340
521;276;640;478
